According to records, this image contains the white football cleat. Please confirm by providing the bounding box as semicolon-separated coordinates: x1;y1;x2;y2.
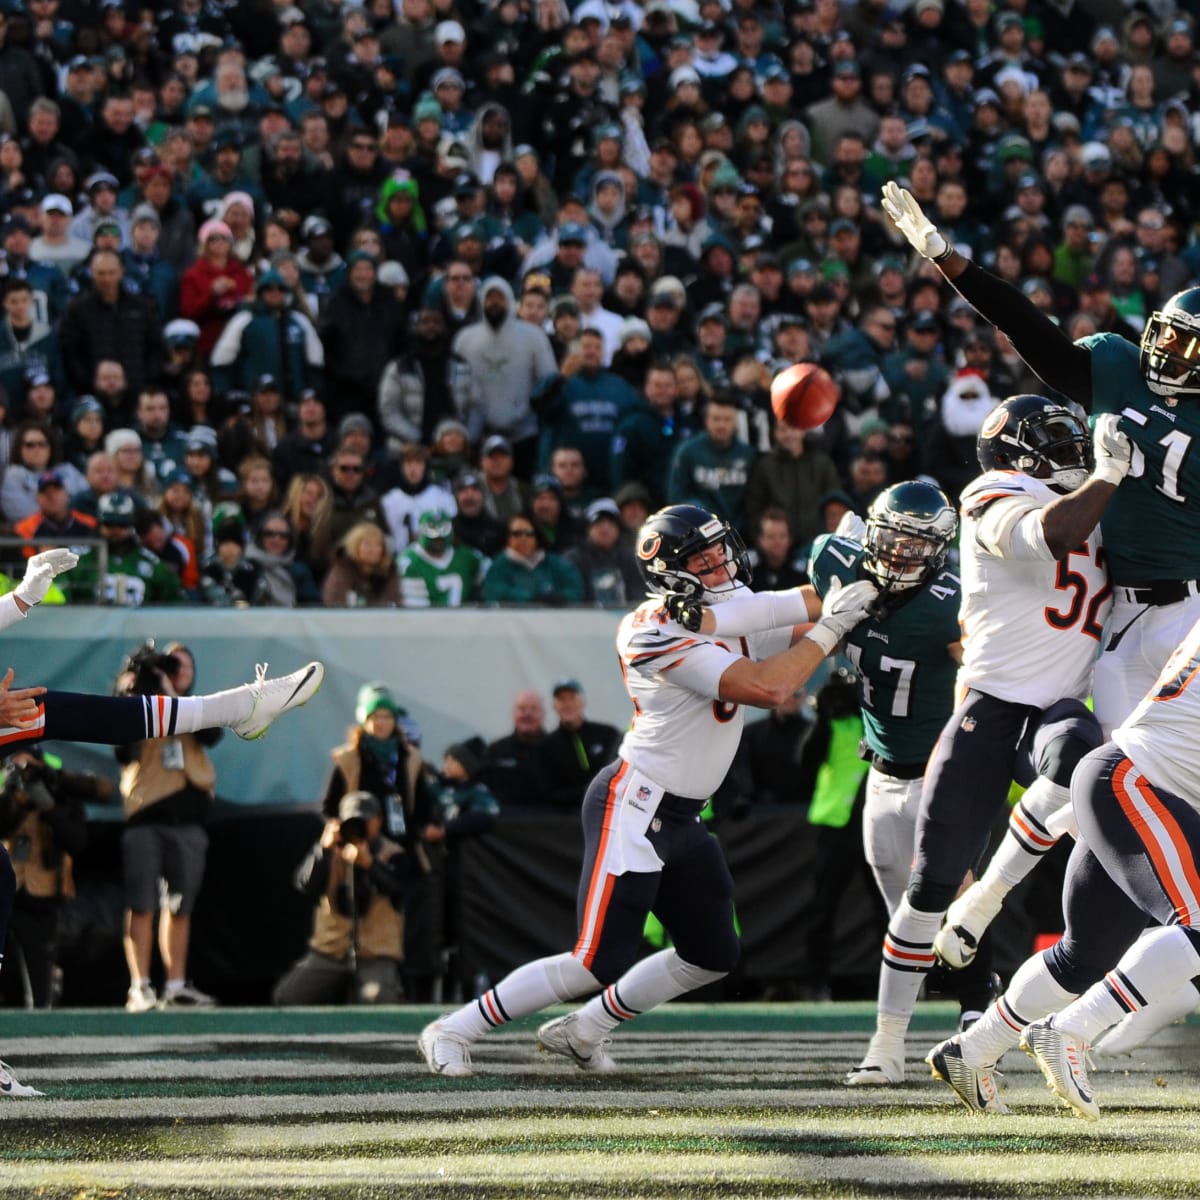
1020;1018;1099;1120
0;1059;43;1098
126;983;157;1013
1094;982;1199;1057
537;1013;616;1072
926;1036;1008;1114
230;662;324;740
418;1018;473;1078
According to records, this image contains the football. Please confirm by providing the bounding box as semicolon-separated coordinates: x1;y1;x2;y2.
770;363;840;430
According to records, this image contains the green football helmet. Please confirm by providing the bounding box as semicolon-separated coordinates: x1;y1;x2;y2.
1140;286;1200;397
864;480;957;593
417;508;454;549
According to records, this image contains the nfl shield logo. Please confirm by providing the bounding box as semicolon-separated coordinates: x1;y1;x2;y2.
651;818;661;832
961;716;976;732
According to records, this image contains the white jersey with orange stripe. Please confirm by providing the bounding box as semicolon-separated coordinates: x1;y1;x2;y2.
1114;614;1200;804
957;470;1110;709
615;595;791;800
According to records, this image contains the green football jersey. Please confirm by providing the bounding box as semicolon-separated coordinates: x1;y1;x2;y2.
1082;332;1200;584
809;533;960;766
399;543;487;607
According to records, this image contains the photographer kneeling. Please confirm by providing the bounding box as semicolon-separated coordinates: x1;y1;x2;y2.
115;641;218;1012
273;791;409;1005
0;749;102;1008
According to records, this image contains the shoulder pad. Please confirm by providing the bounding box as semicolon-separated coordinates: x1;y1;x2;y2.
960;470;1042;516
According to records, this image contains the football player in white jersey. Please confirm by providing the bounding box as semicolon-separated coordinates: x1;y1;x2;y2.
847;395;1134;1086
933;616;1200;1118
418;504;878;1078
0;549;323;1098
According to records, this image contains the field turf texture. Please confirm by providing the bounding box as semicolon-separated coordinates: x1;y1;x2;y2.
1;1003;1199;1198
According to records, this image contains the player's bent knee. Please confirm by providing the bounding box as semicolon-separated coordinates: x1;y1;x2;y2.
1038;701;1104;785
906;874;959;914
1045;938;1113;995
672;949;734;989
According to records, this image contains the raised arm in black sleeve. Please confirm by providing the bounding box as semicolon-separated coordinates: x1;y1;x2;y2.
943;259;1095;411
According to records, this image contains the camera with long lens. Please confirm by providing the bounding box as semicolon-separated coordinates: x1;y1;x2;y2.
117;640;182;697
0;760;55;839
338;816;368;844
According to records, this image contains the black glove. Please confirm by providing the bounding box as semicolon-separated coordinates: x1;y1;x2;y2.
664;592;703;631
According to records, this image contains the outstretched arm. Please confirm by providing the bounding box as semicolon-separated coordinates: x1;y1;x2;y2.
881;183;1094;410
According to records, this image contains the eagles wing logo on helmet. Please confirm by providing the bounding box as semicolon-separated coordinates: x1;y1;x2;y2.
864;481;957;594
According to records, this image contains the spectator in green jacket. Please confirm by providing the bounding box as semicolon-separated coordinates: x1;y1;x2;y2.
610;359;689;508
744;419;841;548
482;513;584;607
666;392;758;534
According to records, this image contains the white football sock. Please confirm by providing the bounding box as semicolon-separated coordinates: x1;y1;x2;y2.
981;779;1066;890
876;899;944;1030
571;950;724;1043
440;952;599;1042
960;951;1076;1067
1055;926;1200;1045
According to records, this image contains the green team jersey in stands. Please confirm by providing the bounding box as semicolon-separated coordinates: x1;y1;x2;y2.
398;543;487;607
809;534;960;766
1082;333;1200;585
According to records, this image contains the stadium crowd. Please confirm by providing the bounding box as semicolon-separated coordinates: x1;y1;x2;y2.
0;0;1190;608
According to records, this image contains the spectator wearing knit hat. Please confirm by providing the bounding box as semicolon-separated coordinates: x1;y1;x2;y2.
179;220;254;356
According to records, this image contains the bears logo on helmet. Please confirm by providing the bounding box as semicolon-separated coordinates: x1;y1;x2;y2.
977;394;1091;493
635;504;750;601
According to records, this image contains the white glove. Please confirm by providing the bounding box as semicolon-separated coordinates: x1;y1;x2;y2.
1092;413;1132;487
806;579;879;656
14;547;79;607
834;511;867;543
881;181;951;261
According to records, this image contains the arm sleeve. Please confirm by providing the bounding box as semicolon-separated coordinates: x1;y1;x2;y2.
951;261;1094;409
972;495;1055;561
624;633;744;699
0;592;27;632
709;587;812;634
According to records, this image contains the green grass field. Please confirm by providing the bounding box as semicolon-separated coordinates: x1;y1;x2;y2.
1;1003;1199;1198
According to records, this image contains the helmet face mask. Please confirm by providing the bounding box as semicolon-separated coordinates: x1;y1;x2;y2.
863;481;957;593
417;508;453;549
636;504;751;601
977;394;1092;493
1140;288;1200;397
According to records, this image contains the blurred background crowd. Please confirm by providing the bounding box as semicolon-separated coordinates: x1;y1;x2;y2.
0;0;1190;608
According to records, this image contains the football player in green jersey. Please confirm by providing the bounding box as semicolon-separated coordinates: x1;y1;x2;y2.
883;180;1200;1046
398;509;488;607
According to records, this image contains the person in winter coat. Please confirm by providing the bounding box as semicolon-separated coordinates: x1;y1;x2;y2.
380;443;455;552
58;250;164;399
744;420;842;549
322;520;402;607
377;307;457;452
210;271;324;403
271;790;408;1005
179;220;253;356
451;276;556;478
562;497;644;607
374;175;429;293
319;253;405;422
482;514;584;606
241;514;320;607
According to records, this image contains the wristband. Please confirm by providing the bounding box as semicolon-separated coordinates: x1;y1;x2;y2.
803;622;840;657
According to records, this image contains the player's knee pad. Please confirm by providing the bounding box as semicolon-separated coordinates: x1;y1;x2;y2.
1037;700;1103;786
548;952;602;999
669;949;734;989
1045;934;1112;995
906;874;959;914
